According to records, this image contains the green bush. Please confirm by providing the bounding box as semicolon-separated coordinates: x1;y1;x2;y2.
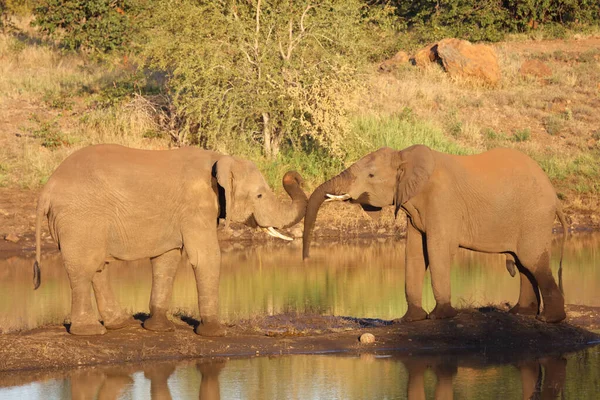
389;0;600;43
32;0;138;53
143;0;397;159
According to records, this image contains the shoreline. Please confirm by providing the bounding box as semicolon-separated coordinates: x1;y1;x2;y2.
0;306;599;373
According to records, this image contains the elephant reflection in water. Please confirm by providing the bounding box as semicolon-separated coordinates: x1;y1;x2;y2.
69;360;225;400
518;357;567;400
403;357;456;400
401;356;566;400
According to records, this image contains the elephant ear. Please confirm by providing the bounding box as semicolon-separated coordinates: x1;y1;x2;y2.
393;145;435;217
215;156;237;227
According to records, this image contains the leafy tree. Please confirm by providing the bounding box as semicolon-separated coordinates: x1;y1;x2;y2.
143;0;396;158
32;0;138;53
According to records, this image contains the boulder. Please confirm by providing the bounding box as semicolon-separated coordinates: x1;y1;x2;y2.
412;43;438;68
379;51;410;72
435;38;501;85
519;60;552;78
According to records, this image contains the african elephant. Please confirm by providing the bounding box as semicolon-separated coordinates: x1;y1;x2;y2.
34;144;307;336
303;145;567;323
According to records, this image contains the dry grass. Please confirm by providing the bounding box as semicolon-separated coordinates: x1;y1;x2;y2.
362;36;600;211
0;19;169;188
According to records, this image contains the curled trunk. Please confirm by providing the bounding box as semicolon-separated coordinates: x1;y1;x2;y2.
302;170;354;259
255;171;307;229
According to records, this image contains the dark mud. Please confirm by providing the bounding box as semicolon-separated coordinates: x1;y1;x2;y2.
1;306;598;373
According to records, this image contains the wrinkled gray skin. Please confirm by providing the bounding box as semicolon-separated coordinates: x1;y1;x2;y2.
303;145;567;323
34;144;307;336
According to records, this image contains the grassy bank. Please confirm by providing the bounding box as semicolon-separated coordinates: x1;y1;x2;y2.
0;20;598;218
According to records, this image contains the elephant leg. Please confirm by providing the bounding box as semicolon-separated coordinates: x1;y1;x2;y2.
144;364;176;400
404;360;427;400
198;361;226;400
64;256;107;336
92;264;136;330
509;269;539;316
185;230;225;337
400;222;428;322
70;370;105;400
518;361;541;400
97;372;134;400
144;248;182;332
433;362;456;400
540;357;566;398
519;249;565;323
427;235;457;320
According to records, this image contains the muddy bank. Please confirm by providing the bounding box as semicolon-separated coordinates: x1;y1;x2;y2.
1;305;598;373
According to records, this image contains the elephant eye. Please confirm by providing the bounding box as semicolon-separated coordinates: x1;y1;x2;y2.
257;194;262;199
368;173;375;178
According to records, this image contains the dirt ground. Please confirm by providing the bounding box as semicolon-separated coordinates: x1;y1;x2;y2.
0;306;598;373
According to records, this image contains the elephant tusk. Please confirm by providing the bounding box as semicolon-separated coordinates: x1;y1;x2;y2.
263;227;294;241
325;193;351;202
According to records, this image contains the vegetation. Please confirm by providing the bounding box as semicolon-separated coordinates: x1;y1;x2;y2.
0;2;598;215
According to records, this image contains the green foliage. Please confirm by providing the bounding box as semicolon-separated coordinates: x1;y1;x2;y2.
394;0;510;42
512;128;531;142
389;0;600;43
32;0;137;53
29;116;70;148
142;0;396;158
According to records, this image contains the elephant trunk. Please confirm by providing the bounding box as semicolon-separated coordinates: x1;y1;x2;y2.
256;171;307;231
302;170;354;259
278;171;308;229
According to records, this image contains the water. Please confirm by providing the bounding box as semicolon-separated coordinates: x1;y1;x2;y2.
0;233;599;399
0;347;599;399
1;234;599;331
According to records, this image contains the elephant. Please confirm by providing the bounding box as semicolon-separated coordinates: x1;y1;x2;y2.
302;145;567;323
33;144;307;336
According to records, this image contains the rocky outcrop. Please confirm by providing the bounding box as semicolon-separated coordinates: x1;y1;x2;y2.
378;51;410;72
382;38;501;85
435;38;501;85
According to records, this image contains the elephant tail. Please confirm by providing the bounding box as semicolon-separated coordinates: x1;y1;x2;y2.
556;201;568;295
33;195;49;290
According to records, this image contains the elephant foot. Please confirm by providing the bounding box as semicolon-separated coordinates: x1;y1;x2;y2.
428;304;458;320
399;305;428;323
143;316;175;332
69;321;107;336
509;303;538;316
195;320;226;337
104;314;138;330
537;308;566;323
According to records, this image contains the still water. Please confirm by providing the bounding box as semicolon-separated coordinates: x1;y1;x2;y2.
1;347;599;399
1;234;599;331
0;234;599;399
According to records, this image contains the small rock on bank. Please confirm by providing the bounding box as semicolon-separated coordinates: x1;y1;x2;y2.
4;233;20;243
359;333;375;344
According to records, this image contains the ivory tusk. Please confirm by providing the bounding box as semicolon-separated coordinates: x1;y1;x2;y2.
263;227;294;241
325;193;351;202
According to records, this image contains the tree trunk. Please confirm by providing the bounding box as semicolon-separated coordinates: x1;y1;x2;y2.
262;112;280;158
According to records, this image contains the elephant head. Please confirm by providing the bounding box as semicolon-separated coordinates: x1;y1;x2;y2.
215;156;307;240
302;145;434;258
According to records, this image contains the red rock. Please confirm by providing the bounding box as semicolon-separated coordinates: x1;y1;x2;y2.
379;51;410;72
436;38;501;85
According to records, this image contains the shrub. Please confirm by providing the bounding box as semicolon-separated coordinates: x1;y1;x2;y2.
32;0;138;53
142;0;397;159
512;128;531;142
